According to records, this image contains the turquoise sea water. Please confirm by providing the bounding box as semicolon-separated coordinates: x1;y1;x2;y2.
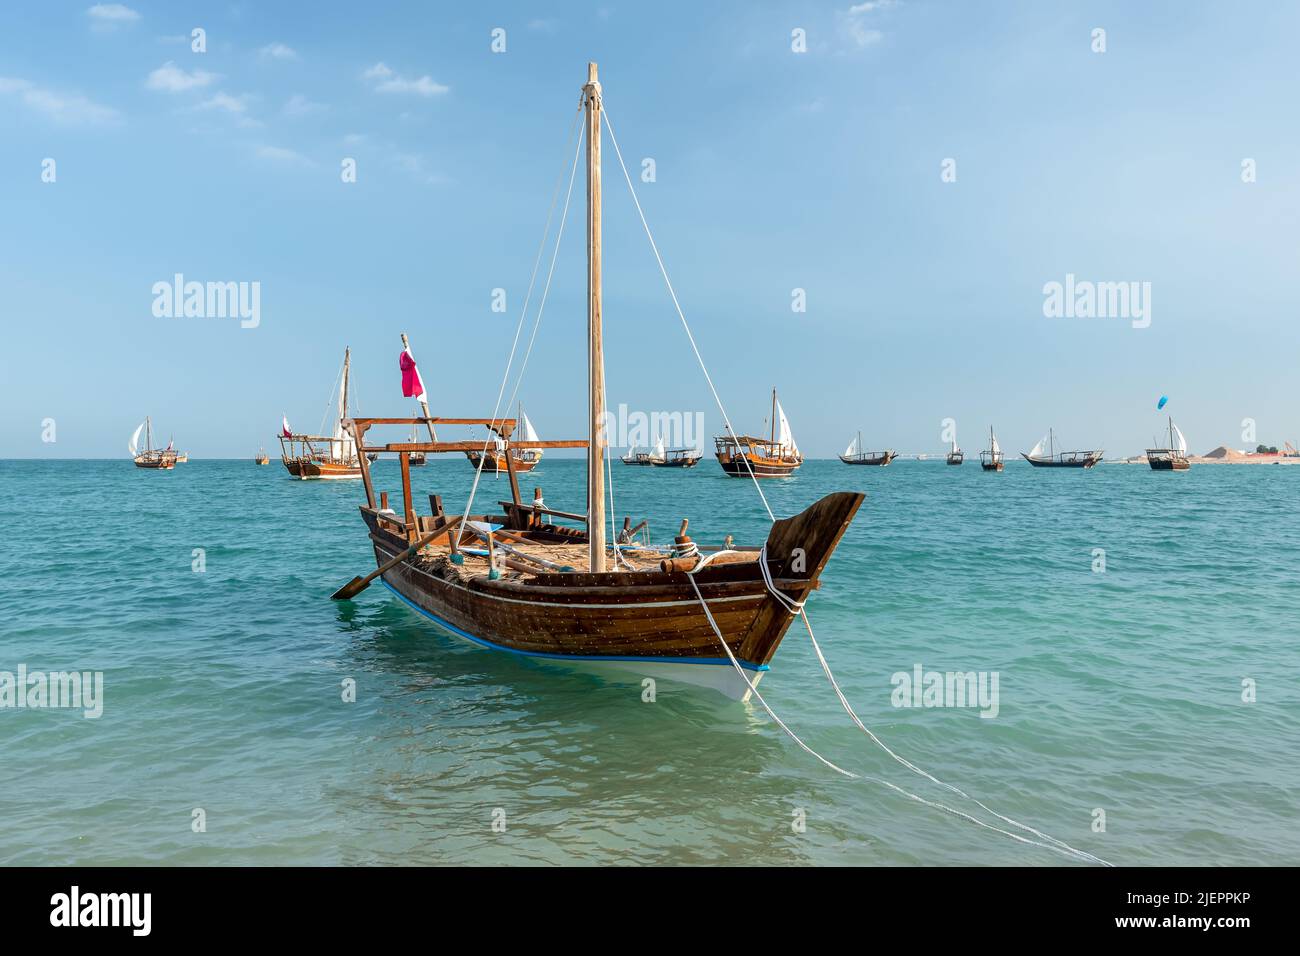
1;457;1296;866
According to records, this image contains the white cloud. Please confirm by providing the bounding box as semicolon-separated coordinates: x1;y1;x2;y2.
362;62;448;97
198;92;249;113
394;151;446;185
259;42;298;60
146;61;218;92
840;1;897;49
283;93;326;116
87;3;139;21
254;144;313;166
379;75;448;96
528;19;558;34
0;76;119;124
845;24;883;47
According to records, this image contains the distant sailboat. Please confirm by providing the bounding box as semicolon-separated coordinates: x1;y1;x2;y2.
466;403;543;473
654;434;702;468
1022;429;1103;468
946;436;964;466
839;431;896;466
408;417;427;466
279;348;363;480
255;446;270;465
130;416;177;470
715;388;802;477
980;427;1004;472
1147;418;1190;471
621;443;651;465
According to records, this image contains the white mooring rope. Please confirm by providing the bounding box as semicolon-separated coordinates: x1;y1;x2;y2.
605;100;1108;865
685;570;1108;864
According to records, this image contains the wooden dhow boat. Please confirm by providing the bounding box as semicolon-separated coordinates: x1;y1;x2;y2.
1147;417;1191;471
335;64;862;700
623;436;702;468
129;416;178;469
621;445;654;465
715;389;802;478
839;432;896;466
465;404;543;474
254;446;270;465
980;427;1004;472
1022;429;1102;468
945;437;964;466
279;348;363;480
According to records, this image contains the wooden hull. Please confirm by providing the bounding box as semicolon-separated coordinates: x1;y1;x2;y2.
284;455;360;479
1022;455;1101;468
654;456;701;468
716;454;800;478
134;456;175;470
1148;457;1190;471
300;459;362;480
839;451;895;466
466;451;540;473
946;455;963;465
365;491;863;699
981;461;1004;472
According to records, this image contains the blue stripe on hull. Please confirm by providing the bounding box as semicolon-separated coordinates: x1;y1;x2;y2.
379;578;768;672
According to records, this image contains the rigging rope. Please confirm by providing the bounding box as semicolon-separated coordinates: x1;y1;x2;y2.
605;101;1108;866
454;100;585;550
602;108;776;523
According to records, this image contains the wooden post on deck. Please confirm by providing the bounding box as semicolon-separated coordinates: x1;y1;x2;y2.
501;422;523;516
399;452;416;543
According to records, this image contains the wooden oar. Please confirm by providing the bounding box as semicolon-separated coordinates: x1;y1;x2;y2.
331;530;441;600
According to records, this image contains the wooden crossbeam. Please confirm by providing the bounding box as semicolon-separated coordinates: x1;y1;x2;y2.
362;440;588;453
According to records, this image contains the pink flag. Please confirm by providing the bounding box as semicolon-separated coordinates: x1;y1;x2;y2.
282;415;292;438
400;349;426;403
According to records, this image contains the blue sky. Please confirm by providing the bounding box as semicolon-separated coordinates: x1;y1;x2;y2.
2;1;1298;458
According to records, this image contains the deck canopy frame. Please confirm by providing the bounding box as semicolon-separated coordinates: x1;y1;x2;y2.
344;415;589;528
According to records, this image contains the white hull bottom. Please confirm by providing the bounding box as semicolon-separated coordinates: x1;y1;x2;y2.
561;657;765;702
298;474;363;480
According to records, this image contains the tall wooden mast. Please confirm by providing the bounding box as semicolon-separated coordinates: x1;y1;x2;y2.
585;61;606;573
339;347;351;459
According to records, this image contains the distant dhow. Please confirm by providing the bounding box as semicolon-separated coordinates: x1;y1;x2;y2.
1022;429;1103;469
839;431;896;466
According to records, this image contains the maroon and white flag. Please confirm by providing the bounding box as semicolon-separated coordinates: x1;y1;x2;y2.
400;348;426;404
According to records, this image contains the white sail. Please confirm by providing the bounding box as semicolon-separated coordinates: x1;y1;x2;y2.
128;420;145;457
775;400;799;456
1028;434;1048;459
1172;422;1188;455
843;435;859;457
990;432;1001;455
333;351;355;461
653;435;666;460
950;437;960;454
520;409;540;443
